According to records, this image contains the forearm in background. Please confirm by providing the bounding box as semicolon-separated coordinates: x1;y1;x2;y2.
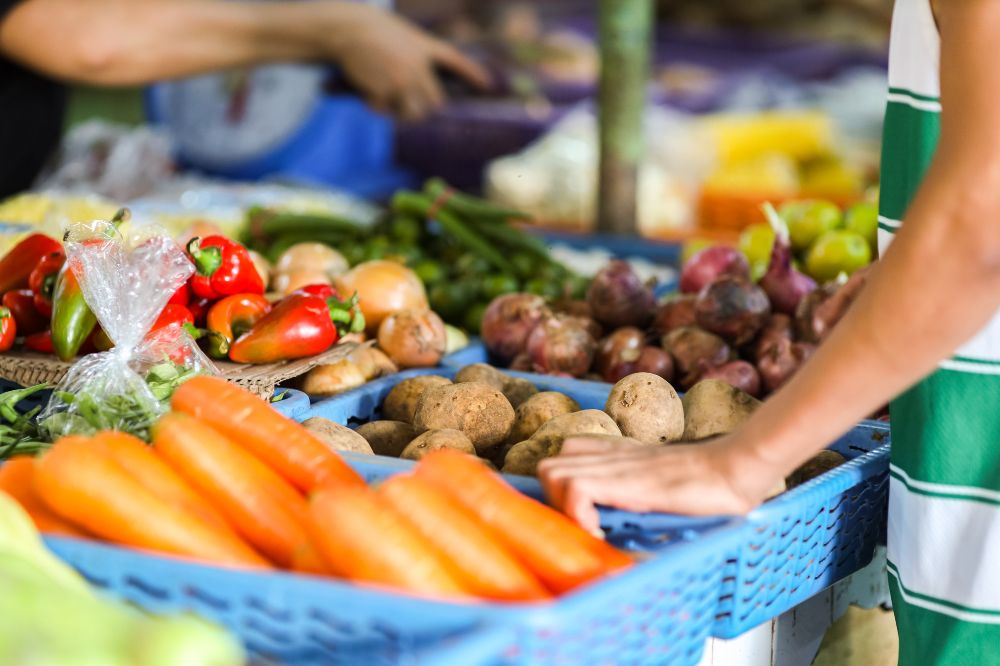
0;0;341;86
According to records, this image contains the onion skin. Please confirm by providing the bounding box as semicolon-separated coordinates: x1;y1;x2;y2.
553;298;593;319
481;293;550;362
652;295;698;336
377;309;447;369
753;314;793;362
595;327;645;378
680;246;750;294
695;277;771;346
565;315;603;342
661;326;732;389
759;225;816;315
335;260;428;335
525;315;597;377
587;260;655;328
757;339;816;393
700;360;761;397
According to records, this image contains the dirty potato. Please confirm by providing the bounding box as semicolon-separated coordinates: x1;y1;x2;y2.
412;382;516;454
382;375;452;423
604;373;684;445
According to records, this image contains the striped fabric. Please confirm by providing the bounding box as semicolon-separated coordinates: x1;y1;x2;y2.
881;0;1000;662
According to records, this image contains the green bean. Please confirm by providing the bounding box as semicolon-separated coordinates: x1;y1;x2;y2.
424;178;528;222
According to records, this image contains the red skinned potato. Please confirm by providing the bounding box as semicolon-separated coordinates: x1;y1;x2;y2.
695;276;771;346
587;260;656;328
377;309;447;369
679;246;750;294
481;294;550;362
526;315;597;377
699;360;761;397
651;295;697;336
661;326;732;389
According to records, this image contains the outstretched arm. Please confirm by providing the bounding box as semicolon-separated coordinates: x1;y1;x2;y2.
539;0;1000;530
0;0;488;119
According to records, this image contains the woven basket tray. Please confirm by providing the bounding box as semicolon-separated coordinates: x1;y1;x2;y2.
0;343;357;399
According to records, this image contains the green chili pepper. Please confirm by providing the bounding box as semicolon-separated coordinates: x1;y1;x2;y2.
50;264;97;362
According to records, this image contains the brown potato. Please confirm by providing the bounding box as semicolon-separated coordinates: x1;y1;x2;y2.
355;420;417;457
502;377;539;408
348;346;398;381
302;417;373;455
382;375;452;423
301;360;367;397
604;373;684;445
529;409;621;452
412;382;516;454
681;379;761;441
454;363;509;390
786;451;847;488
508;392;581;444
401;429;476;461
502;440;549;476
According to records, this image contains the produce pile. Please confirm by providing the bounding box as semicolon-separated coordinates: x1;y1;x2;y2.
479;201;873;399
2;376;632;601
342;364;844;487
0;489;242;665
244;179;587;335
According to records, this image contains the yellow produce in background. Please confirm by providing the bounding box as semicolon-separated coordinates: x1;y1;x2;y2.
0;193;119;228
702;153;799;197
700;111;832;165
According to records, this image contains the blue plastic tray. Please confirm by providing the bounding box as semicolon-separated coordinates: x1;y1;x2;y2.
44;451;742;666
299;369;891;637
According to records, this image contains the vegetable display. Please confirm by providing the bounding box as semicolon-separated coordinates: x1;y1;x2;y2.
2;376;632;604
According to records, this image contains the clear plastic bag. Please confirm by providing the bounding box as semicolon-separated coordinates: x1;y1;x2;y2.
39;217;217;441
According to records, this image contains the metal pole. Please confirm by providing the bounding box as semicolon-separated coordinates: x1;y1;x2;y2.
596;0;653;235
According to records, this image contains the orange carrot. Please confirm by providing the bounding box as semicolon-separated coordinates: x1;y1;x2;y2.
90;431;231;532
309;484;469;598
171;376;364;492
378;474;550;602
0;456;89;537
415;449;632;594
152;412;312;568
34;436;270;569
290;541;329;576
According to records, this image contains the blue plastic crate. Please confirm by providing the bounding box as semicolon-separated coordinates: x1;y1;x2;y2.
299;369;891;638
44;451;742;666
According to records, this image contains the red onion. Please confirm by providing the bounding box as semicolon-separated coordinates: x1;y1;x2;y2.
757;339;816;393
526;315;597;377
481;293;549;362
700;360;761;397
753;313;793;362
509;353;534;371
587;260;655;328
680;246;750;294
795;265;871;343
652;295;698;335
661;326;732;388
595;327;645;379
604;345;674;383
695;276;771;346
760;203;816;314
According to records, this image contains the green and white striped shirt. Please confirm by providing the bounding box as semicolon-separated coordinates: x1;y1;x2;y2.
882;0;1000;661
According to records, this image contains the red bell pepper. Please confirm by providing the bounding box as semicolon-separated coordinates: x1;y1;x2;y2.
188;297;212;327
0;307;15;352
295;284;337;299
24;330;53;354
204;294;271;359
0;233;62;295
186;236;264;300
2;290;47;336
167;282;191;307
27;250;66;318
228;291;362;364
151;304;195;333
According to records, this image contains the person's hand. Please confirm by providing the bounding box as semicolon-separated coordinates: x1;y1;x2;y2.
537;434;785;533
324;3;490;120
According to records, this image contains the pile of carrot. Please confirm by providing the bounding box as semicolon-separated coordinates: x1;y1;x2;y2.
0;376;632;602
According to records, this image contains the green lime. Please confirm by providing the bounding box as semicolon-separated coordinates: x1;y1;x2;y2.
389;216;422;245
844;201;878;253
738;223;776;268
681;239;714;265
805;230;872;282
750;261;769;282
524;278;561;300
412;259;446;285
482;274;520;300
779;200;842;253
463;303;489;334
